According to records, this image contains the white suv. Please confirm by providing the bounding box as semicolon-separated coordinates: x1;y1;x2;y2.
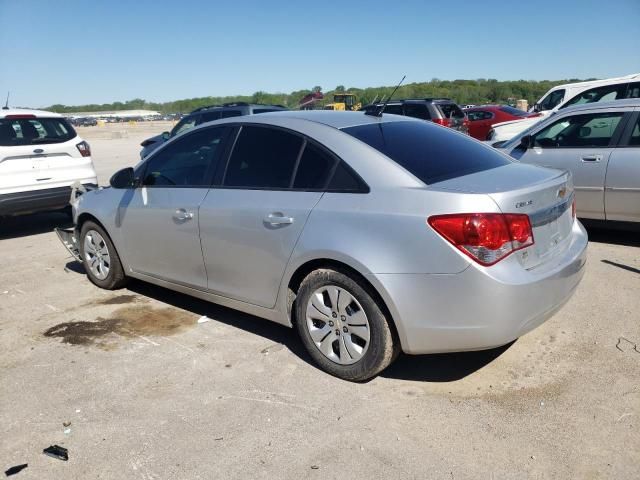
487;72;640;145
0;109;98;216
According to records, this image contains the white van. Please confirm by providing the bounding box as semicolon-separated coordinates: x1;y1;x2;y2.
487;73;640;144
0;109;98;216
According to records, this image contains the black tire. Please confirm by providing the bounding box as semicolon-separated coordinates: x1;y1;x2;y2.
79;220;128;290
294;268;399;381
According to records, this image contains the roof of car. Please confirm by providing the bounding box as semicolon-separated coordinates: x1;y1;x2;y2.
190;103;287;113
0;108;63;119
549;72;640;91
556;98;640;114
229;110;419;129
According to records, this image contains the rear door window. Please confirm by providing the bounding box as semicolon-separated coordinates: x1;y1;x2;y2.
342;121;510;184
383;104;404;115
252;108;282;114
221;110;242;118
0;117;76;146
292;142;336;189
223;126;303;189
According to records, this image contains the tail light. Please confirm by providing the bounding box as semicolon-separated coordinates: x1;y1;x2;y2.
76;141;91;157
432;118;451;127
428;213;534;266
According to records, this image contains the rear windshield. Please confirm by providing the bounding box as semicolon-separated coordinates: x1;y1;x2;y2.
436;103;465;119
342;121;511;184
499;106;529;117
0;117;77;146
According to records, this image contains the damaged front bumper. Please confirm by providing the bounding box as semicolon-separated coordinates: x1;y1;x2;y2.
54;181;100;262
55;227;81;262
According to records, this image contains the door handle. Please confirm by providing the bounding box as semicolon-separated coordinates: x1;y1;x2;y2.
173;208;194;221
581;155;602;163
264;213;294;225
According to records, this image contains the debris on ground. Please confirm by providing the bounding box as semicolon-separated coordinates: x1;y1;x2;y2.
63;421;71;427
616;337;640;353
197;316;210;324
4;464;28;476
43;445;68;461
310;465;319;470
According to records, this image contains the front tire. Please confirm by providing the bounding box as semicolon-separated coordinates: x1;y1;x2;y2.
295;268;398;381
79;220;128;290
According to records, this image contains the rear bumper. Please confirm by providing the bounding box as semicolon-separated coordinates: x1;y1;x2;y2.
0;184;98;216
369;220;588;354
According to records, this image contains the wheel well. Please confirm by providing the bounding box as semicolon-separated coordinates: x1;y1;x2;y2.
287;259;400;342
77;213;106;232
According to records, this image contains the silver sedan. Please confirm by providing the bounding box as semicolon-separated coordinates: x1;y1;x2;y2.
59;111;588;381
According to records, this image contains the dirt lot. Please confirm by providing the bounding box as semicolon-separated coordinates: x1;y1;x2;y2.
1;123;639;479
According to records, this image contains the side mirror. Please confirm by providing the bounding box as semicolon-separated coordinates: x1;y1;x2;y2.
519;135;532;149
109;167;135;189
161;131;170;141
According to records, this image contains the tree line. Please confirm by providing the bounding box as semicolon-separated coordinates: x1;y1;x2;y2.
45;77;594;114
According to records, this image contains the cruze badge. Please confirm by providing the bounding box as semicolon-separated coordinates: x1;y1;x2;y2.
515;200;533;208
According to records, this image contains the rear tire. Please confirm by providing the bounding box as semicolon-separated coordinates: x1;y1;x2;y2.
295;268;399;381
79;220;128;290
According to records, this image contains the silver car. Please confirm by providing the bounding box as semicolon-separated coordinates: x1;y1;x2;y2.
499;99;640;223
58;111;588;381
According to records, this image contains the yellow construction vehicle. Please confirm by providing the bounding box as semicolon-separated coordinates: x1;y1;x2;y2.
323;93;361;111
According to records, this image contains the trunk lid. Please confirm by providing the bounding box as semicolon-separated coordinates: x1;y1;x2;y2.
431;163;574;269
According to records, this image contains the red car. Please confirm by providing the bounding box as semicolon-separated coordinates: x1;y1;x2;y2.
463;105;539;140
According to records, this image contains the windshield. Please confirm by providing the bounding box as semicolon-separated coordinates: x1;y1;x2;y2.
342;121;510;184
0;117;77;146
170;116;197;137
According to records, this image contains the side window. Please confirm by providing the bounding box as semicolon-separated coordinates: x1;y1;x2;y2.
467;111;492;121
171;115;198;137
532;113;624;148
384;104;404;115
223;126;303;189
221;110;242;118
625;82;640;99
143;127;230;187
293;142;336;189
623;116;640;147
404;104;430;120
538;89;565;111
326;162;367;192
561;84;628;109
200;111;222;123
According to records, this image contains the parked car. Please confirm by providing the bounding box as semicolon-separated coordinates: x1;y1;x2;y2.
0;109;98;216
58;111;587;380
464;105;539;140
487;73;640;145
139;103;288;158
361;99;469;133
498;99;640;224
75;117;98;127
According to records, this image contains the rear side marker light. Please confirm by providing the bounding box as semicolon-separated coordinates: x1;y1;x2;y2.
428;213;534;266
571;198;576;219
76;141;91;157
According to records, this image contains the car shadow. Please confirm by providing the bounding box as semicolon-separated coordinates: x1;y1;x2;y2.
582;221;640;247
380;342;514;382
65;262;513;382
0;211;73;240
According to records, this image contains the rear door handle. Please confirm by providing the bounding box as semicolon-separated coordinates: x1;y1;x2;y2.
173;208;194;221
581;155;602;162
264;213;294;225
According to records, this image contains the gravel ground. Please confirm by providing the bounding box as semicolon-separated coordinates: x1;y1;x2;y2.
1;123;638;479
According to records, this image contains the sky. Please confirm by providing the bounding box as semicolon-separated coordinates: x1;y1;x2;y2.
1;0;639;108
